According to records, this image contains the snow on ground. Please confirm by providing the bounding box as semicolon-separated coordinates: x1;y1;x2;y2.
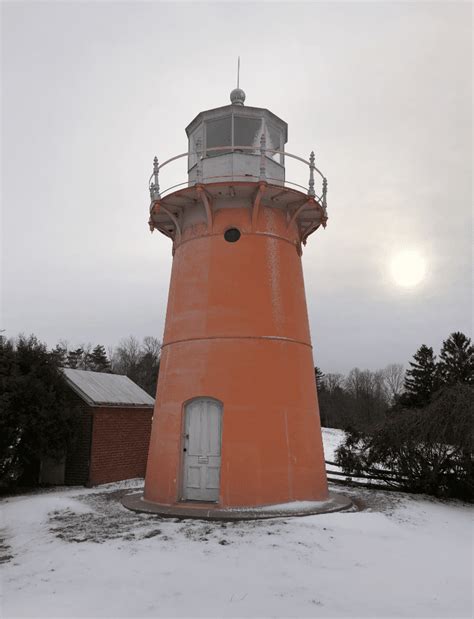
1;429;472;618
320;427;345;462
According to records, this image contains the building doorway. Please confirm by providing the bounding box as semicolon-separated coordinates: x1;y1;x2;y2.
182;398;223;502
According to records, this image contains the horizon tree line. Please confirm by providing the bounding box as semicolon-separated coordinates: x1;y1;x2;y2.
0;330;472;491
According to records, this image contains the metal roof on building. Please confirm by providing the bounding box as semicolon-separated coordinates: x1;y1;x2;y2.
63;368;155;407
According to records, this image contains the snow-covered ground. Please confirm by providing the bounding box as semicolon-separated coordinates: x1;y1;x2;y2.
319;427;345;462
1;428;472;618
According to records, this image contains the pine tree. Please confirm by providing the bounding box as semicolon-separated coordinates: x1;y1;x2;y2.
51;345;67;367
66;348;84;369
86;345;111;373
402;345;438;408
315;367;325;391
0;335;79;486
438;332;474;386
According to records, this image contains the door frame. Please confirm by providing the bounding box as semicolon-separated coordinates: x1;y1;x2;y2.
179;396;224;503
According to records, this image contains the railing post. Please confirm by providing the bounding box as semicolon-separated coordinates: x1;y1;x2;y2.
259;133;267;181
196;138;203;184
308;151;316;198
150;156;160;201
322;177;328;210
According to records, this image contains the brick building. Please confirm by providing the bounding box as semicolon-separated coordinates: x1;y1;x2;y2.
39;369;154;486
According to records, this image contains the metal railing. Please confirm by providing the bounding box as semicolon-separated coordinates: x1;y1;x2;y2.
149;137;328;211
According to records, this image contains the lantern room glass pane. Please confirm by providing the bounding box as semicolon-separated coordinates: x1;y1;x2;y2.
188;125;203;170
206;117;232;157
233;116;262;153
266;123;283;164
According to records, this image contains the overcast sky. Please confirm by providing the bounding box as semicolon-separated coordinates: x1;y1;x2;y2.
2;1;472;374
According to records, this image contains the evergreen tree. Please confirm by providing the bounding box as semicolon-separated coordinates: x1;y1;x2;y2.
136;352;160;396
0;336;17;482
0;335;79;486
66;347;84;369
86;345;111;373
314;367;326;426
438;332;474;386
51;345;67;367
315;367;325;392
401;344;438;408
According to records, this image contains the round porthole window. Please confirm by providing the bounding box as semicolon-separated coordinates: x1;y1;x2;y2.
224;228;241;243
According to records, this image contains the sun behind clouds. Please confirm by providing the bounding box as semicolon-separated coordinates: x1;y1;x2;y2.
390;249;427;288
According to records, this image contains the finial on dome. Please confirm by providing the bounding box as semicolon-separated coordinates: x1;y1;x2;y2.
230;87;246;105
230;56;245;105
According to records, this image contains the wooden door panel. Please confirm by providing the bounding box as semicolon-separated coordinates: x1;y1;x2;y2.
183;398;222;502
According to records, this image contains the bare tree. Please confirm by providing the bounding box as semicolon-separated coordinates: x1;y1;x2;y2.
345;368;389;429
317;372;349;429
111;336;141;375
110;336;161;396
373;369;389;401
383;363;405;403
345;368;370;398
142;336;162;361
324;373;344;394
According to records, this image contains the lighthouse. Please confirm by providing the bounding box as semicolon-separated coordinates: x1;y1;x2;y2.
127;86;350;518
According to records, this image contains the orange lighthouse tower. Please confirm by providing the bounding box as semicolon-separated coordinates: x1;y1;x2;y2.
131;86;349;518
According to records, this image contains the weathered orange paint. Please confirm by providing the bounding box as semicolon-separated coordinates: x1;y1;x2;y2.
144;193;329;507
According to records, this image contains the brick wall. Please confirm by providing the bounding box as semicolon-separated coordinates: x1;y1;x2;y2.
88;407;153;486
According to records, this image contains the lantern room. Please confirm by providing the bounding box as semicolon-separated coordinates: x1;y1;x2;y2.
186;89;288;186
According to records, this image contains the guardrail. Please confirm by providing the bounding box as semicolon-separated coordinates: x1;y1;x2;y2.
148;136;328;210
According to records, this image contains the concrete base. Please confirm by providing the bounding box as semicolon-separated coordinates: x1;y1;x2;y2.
121;491;354;520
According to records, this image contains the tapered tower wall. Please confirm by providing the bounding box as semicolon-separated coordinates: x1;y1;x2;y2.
144;200;328;506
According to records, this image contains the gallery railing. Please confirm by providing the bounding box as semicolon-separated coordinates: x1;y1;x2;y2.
148;137;328;213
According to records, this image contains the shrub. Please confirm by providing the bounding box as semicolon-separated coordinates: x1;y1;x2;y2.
335;384;473;501
0;335;79;488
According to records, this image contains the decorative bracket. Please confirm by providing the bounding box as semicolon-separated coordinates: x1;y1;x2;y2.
149;199;160;215
159;204;181;243
287;198;314;231
196;184;213;233
301;222;320;245
148;199;161;232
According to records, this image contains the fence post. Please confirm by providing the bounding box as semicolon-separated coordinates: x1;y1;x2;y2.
308;151;315;198
259;133;267;181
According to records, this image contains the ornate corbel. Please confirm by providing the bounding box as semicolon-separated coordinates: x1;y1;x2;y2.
196;184;213;233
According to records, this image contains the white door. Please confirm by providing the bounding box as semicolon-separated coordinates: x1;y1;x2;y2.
182;398;223;502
